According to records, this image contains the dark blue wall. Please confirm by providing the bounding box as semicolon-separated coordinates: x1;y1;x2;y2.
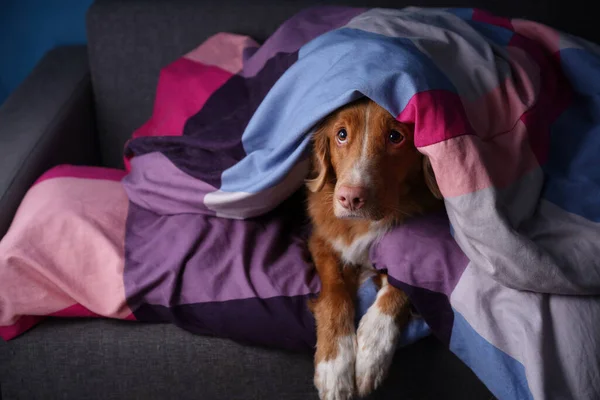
0;0;94;104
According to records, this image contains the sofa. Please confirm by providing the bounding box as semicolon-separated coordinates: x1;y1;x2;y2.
1;0;598;399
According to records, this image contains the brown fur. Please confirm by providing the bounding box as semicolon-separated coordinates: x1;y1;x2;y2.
309;235;359;362
306;98;441;398
375;275;410;324
307;98;441;244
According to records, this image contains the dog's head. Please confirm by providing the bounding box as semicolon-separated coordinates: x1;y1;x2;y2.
306;98;441;222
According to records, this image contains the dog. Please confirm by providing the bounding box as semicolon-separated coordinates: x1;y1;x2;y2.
306;97;442;400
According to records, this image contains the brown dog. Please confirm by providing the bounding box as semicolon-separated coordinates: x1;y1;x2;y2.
306;98;441;400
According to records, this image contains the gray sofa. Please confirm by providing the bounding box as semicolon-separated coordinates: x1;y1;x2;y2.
1;0;598;399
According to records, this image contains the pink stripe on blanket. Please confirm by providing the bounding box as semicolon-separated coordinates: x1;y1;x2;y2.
460;46;540;139
509;36;572;165
405;46;540;147
34;165;127;185
419;120;540;197
511;19;561;54
184;33;259;74
0;176;132;340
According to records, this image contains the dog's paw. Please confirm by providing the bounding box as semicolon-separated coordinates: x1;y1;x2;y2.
355;305;400;397
315;335;357;400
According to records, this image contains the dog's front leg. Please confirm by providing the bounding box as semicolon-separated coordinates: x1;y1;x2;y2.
309;235;357;400
355;274;410;397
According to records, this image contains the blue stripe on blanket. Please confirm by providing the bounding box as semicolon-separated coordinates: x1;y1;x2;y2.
444;8;474;20
218;28;457;193
467;21;514;46
545;96;600;222
558;48;600;95
544;49;600;222
450;311;533;400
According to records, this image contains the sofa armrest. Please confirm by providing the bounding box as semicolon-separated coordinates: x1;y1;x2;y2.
0;45;100;239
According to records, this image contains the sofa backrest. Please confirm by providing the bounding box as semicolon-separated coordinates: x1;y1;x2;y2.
86;0;599;168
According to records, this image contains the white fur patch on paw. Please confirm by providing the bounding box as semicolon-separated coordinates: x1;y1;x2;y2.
315;335;357;400
355;305;400;397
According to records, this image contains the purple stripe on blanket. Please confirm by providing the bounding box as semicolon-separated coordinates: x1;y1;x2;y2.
132;295;316;352
126;52;298;188
241;6;366;77
370;212;469;296
370;212;470;345
124;195;320;308
182;52;297;139
123;152;218;216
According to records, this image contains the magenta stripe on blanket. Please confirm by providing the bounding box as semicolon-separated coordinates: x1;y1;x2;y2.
132;59;233;140
472;9;514;30
0;315;44;340
0;305;136;340
398;90;474;148
123;195;320;309
34;165;127;185
125;52;299;189
48;303;136;321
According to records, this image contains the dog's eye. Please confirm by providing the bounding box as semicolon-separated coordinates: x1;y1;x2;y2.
389;130;404;144
336;129;348;142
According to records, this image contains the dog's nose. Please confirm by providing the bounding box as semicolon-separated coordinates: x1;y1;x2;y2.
337;186;367;211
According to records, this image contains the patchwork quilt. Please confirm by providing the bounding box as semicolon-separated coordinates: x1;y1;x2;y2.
2;7;600;400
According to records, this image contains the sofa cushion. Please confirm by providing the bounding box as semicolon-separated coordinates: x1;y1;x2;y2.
0;318;492;400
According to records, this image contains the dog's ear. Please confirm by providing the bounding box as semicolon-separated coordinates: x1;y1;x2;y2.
306;125;331;193
423;156;442;199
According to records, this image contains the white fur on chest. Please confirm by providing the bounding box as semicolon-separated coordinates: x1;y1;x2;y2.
329;224;388;267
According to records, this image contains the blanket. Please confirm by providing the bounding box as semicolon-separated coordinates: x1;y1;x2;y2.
2;6;600;400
